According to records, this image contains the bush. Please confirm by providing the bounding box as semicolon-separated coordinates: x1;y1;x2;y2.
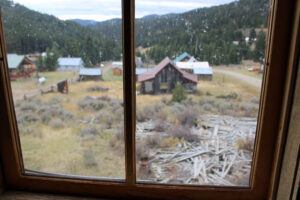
18;113;39;124
167;125;198;143
49;95;63;104
87;86;109;92
172;83;187;102
83;150;97;167
199;98;215;106
20;102;37;112
249;97;260;104
170;103;185;116
136;106;155;122
79;126;98;137
145;134;161;148
159;137;181;149
50;118;64;129
176;106;198;127
154;102;165;112
41;113;51;124
61;111;74;121
78;98;105;111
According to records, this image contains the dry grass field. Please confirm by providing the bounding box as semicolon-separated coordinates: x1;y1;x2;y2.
10;66;262;180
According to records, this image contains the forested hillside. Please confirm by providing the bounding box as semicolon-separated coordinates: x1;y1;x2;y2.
90;0;269;65
0;0;121;62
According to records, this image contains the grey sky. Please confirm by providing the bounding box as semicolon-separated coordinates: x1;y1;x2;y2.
13;0;235;21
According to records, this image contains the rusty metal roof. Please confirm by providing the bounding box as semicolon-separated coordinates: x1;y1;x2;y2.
138;57;198;83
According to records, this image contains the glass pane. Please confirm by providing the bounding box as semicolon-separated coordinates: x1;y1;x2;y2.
135;0;269;186
2;0;124;179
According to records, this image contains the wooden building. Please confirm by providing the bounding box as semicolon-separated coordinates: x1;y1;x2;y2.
173;52;192;63
112;62;123;76
79;68;102;81
7;54;36;80
138;57;198;94
176;61;213;81
57;57;83;71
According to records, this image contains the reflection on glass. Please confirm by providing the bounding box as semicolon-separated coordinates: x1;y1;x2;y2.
135;0;269;186
3;0;124;178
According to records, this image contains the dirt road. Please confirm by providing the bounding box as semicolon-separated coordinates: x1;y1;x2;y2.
214;69;262;88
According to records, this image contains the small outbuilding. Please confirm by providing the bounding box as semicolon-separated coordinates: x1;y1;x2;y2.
138;57;197;94
7;54;36;80
79;68;102;81
57;57;83;71
176;61;213;81
173;52;192;63
193;68;213;81
112;62;123;76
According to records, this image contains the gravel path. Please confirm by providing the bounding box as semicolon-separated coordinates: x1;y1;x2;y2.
214;69;262;88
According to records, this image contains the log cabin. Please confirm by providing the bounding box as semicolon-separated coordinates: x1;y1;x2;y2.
138;57;198;94
7;54;36;80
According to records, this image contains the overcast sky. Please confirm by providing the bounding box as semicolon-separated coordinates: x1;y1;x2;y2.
13;0;235;21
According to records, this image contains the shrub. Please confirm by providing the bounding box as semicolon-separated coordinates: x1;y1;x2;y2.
136;141;149;161
172;83;187;102
20;102;37;112
176;106;198;127
79;126;98;137
18;113;39;124
237;136;255;151
161;96;168;104
41;113;51;124
216;92;238;100
182;98;197;106
154;102;165;112
203;103;213;112
61;111;74;121
78;98;105;111
199;98;215;106
136;106;154;122
50;118;64;129
249;97;260;104
83;150;97;167
167;125;198;143
159;137;181;149
87;86;109;92
49;95;63;104
170;103;185;116
145;134;161;148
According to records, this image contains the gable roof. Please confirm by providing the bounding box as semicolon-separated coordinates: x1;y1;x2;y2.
176;61;210;70
173;52;192;63
138;57;197;83
193;67;213;75
7;54;33;69
79;68;102;76
58;58;83;66
188;56;198;62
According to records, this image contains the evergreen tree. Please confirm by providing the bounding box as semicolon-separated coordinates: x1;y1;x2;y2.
249;28;256;45
172;83;187;103
82;35;100;67
45;47;59;71
253;30;266;62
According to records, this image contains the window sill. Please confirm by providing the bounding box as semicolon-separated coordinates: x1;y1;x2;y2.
0;191;111;200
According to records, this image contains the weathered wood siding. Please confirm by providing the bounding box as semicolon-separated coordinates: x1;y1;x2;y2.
141;64;196;94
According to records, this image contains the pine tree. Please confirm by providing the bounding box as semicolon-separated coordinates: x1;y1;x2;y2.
249;28;256;45
172;83;187;103
253;30;266;62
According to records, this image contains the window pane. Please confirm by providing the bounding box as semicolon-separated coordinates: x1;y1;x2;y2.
135;0;269;186
2;0;125;179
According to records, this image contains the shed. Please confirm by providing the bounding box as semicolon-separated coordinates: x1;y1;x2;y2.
79;68;102;81
57;57;83;71
193;68;213;81
173;52;192;63
7;54;36;80
138;57;197;94
112;62;123;76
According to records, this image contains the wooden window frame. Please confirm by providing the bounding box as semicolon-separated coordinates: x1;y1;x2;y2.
0;0;298;199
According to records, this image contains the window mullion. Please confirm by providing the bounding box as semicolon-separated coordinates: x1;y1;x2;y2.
122;0;136;186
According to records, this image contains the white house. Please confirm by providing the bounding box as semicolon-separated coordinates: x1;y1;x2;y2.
175;61;213;81
57;57;84;71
